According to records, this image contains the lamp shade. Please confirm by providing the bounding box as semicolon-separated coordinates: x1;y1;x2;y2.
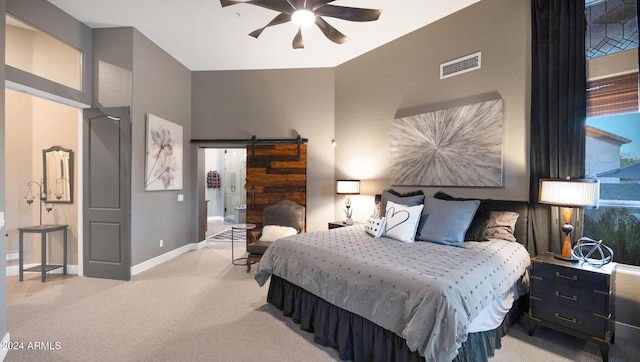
336;180;360;195
538;179;600;208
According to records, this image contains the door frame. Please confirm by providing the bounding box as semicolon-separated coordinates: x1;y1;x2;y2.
193;137;308;241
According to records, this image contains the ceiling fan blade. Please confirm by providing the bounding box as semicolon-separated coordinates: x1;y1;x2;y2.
220;0;295;14
292;28;305;49
315;5;382;22
315;17;348;44
310;0;334;11
249;13;291;38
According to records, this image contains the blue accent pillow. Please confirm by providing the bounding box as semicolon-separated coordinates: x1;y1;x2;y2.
380;189;425;217
416;196;480;247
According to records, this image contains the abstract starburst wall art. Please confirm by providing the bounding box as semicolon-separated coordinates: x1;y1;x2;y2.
145;113;183;191
390;99;503;187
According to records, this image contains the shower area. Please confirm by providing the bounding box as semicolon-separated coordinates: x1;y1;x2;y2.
204;148;247;224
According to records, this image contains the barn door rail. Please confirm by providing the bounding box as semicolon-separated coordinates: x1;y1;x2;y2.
191;135;307;157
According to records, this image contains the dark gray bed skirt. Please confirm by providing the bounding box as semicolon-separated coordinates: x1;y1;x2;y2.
267;275;524;362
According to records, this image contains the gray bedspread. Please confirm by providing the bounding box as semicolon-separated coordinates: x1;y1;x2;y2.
255;225;531;361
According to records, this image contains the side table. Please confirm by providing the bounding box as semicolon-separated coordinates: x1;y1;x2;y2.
328;221;360;229
19;224;68;282
529;252;616;361
231;223;256;266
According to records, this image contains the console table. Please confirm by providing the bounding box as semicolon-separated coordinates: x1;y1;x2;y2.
19;224;68;282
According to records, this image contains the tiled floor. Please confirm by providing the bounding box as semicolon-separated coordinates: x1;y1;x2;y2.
205;219;237;238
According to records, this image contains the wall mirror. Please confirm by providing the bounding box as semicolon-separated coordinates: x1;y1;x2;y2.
43;145;73;203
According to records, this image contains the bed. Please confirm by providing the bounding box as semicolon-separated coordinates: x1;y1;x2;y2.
255;195;531;362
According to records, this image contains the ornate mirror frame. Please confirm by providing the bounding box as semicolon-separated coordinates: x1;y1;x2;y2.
43;145;74;203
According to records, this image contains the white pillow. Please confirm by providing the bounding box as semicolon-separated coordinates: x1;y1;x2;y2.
384;200;424;243
365;216;386;238
259;225;298;241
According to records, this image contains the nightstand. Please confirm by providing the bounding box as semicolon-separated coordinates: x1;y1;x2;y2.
528;252;616;361
328;221;358;229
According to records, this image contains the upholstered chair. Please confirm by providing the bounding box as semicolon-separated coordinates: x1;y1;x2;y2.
246;200;305;272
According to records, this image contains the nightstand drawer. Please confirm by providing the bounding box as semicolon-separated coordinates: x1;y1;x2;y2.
532;261;610;292
531;299;610;340
531;277;609;314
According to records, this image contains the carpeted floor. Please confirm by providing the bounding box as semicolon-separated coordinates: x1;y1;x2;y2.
5;245;639;362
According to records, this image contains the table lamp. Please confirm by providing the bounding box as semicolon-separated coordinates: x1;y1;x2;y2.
538;178;600;261
336;180;360;225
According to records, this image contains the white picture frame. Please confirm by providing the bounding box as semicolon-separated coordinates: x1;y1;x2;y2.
145;113;183;191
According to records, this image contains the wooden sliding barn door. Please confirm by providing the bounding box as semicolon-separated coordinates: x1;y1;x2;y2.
246;144;307;230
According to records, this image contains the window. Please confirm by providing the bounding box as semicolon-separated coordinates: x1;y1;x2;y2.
584;0;640;266
5;15;82;91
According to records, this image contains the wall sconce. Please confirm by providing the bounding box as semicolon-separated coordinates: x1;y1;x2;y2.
538;178;600;261
336;179;360;225
55;177;70;200
25;179;54;225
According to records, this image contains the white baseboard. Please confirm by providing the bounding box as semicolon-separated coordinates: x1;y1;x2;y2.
6;240;208;280
208;216;223;221
5;252;18;262
0;332;10;360
130;240;208;276
6;264;78;277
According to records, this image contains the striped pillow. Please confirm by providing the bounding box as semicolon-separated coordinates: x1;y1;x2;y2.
416;196;480;247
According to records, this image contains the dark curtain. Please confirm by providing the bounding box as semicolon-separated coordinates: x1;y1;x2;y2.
529;0;586;256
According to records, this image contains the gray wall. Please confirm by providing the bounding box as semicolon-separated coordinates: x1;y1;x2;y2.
335;0;531;212
93;27;193;265
191;69;336;232
131;30;192;264
1;0;7;347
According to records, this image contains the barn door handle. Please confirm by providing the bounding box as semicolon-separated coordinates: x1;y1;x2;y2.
251;185;255;208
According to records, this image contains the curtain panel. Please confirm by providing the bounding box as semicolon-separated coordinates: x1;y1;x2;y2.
529;0;587;256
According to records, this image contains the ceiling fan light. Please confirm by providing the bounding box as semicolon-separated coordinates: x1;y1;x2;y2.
292;9;315;27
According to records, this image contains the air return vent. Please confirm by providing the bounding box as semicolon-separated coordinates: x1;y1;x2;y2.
440;52;481;79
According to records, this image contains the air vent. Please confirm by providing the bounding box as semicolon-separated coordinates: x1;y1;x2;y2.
440;52;481;79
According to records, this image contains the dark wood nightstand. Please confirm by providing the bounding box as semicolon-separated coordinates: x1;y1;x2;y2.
328;221;358;229
528;252;616;361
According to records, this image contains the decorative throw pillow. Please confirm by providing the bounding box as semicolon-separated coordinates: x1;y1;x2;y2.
380;189;425;217
384;200;423;243
373;201;382;218
434;191;492;241
259;225;298;242
364;216;386;238
416;196;480;247
483;211;519;242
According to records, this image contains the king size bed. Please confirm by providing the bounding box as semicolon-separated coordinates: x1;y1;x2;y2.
255;193;531;362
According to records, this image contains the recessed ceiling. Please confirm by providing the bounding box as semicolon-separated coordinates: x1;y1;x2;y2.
47;0;479;71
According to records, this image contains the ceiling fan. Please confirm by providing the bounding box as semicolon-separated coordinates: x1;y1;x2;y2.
220;0;382;49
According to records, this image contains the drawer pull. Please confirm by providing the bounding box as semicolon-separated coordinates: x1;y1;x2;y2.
555;291;577;301
554;313;577;324
555;271;577;281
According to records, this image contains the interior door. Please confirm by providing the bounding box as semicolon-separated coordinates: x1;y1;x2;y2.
83;107;131;280
246;143;307;231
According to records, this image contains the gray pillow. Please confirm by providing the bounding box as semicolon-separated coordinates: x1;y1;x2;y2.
416;196;480;247
380;189;425;217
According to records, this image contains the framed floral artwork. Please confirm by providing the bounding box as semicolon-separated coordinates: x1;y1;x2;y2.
144;113;183;191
